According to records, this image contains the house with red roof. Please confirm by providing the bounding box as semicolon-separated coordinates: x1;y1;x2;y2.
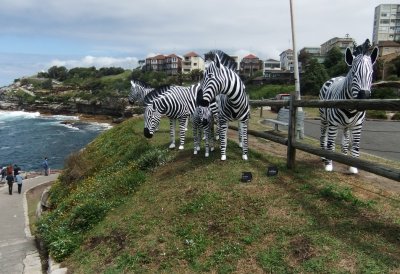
239;54;263;78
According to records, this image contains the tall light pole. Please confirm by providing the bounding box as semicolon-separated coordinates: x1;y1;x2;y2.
289;0;301;101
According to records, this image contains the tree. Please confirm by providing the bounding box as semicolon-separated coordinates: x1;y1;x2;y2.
300;58;329;96
48;66;68;81
324;47;348;77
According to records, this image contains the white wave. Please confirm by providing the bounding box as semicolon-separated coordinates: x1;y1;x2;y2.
60;123;80;131
85;122;113;131
45;114;80;121
0;110;40;121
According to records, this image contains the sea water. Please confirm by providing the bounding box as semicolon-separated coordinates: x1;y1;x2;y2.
0;110;112;172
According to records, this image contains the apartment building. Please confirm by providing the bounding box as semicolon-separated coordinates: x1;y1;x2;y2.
320;36;355;55
182;52;205;74
299;47;325;63
144;54;182;75
373;4;400;45
240;54;263;77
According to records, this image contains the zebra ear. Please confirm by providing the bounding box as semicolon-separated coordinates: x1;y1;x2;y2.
345;48;353;66
215;54;221;69
370;47;379;65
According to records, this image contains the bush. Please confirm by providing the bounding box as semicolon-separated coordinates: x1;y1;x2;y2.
366;110;387;120
137;147;172;171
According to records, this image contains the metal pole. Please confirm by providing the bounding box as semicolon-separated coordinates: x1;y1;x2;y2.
289;0;301;101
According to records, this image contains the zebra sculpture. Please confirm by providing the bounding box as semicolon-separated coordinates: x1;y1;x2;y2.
128;80;153;105
319;39;378;173
197;50;250;161
143;84;202;150
192;105;215;157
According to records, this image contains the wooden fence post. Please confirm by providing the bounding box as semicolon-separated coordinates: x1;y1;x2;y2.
286;94;296;169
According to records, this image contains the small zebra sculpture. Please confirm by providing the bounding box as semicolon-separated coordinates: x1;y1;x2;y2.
319;39;378;173
192;105;215;157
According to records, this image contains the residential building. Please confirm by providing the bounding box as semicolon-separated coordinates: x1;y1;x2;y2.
279;49;302;72
182;52;205;74
299;47;325;63
373;4;400;45
377;40;400;57
320;36;354;55
240;54;263;77
165;54;182;75
145;54;166;72
144;54;182;75
264;59;280;71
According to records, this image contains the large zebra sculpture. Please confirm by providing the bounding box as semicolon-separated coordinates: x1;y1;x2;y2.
319;39;378;173
143;84;203;150
197;50;250;161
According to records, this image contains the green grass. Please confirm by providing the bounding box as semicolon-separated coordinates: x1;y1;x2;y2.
35;116;400;273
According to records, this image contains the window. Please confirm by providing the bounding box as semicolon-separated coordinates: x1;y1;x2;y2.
380;19;390;24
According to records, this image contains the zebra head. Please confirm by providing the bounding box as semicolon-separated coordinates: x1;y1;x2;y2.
196;106;212;127
128;81;140;105
345;39;378;100
198;55;224;107
143;103;161;139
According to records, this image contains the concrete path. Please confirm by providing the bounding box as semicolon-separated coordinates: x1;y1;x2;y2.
0;173;59;274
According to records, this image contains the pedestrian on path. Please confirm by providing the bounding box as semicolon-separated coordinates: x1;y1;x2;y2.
15;172;23;194
0;166;6;183
42;157;49;176
6;174;14;195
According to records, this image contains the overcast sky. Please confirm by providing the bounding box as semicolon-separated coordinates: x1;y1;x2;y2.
0;0;398;86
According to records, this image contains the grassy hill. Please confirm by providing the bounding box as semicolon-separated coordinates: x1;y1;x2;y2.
36;116;400;273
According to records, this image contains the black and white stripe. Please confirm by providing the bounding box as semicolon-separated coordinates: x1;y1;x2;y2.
128;80;153;105
192;105;215;157
143;84;201;150
198;50;250;161
319;39;378;173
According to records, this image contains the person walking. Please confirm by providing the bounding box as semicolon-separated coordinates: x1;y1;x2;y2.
42;157;49;176
6;173;14;195
15;172;23;194
13;164;21;178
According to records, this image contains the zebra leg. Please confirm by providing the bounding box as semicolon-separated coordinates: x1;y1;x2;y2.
193;120;199;155
169;119;176;149
240;120;249;160
185;116;189;131
219;120;228;161
210;118;215;152
341;128;350;155
204;126;210;157
238;121;243;148
348;126;363;174
320;119;328;162
324;125;338;171
178;117;187;150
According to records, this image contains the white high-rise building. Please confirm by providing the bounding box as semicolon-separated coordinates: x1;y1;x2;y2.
373;4;400;45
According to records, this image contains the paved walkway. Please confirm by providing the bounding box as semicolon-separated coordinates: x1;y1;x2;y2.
0;173;59;274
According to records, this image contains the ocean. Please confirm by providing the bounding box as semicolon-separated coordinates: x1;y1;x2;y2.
0;111;112;172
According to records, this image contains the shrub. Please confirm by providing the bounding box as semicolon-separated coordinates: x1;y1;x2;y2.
366;110;387;120
137;147;172;171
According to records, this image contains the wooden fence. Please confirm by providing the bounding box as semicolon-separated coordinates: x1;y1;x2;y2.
246;97;400;182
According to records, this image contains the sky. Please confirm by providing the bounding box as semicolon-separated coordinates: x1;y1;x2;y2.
0;0;398;86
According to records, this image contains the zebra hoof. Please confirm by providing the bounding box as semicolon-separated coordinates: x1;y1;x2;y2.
349;167;358;174
205;152;209;157
210;147;215;152
242;155;248;160
193;150;198;155
325;164;333;172
196;146;200;151
221;155;227;161
179;145;184;150
169;143;176;149
215;136;219;141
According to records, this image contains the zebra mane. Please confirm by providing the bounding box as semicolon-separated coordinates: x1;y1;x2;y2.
131;78;152;89
353;39;371;56
205;50;237;70
144;85;172;105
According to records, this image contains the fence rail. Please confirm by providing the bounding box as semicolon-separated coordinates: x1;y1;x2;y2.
248;98;400;182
